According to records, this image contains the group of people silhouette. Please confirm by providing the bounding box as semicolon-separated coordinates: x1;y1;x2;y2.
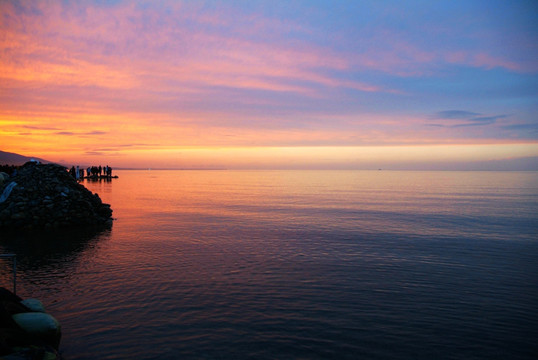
69;165;113;180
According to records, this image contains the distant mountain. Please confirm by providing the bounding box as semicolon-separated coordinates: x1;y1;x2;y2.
0;150;52;166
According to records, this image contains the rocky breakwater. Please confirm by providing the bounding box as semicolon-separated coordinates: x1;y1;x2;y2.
0;162;112;230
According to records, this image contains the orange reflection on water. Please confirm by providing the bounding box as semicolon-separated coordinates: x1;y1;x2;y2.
3;169;537;359
81;169;538;241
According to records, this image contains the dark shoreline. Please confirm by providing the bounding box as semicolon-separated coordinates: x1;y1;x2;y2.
0;162;113;230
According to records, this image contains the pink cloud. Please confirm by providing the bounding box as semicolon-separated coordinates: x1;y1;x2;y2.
471;53;523;72
347;28;533;75
443;51;528;72
0;0;395;98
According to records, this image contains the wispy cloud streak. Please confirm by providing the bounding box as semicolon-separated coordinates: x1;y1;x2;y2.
430;110;508;128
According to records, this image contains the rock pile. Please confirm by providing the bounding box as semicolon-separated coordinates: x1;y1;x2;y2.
0;162;112;230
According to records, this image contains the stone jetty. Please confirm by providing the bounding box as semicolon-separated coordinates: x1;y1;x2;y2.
0;162;112;230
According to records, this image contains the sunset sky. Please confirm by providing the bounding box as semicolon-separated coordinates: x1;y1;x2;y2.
1;0;537;169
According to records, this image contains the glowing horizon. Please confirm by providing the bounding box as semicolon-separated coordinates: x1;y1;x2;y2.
1;1;537;169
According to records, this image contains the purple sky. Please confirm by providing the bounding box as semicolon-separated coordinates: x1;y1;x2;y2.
1;0;537;169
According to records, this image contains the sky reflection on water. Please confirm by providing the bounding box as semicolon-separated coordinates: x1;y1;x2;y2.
1;170;537;359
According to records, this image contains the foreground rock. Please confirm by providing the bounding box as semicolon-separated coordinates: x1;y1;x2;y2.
0;287;62;359
0;162;112;230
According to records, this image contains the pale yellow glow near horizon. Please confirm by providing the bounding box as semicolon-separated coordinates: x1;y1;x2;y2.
27;143;538;169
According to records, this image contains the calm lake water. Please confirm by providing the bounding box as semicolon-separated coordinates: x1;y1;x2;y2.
1;170;537;359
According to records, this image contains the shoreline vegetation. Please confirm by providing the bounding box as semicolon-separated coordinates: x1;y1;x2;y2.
0;162;113;230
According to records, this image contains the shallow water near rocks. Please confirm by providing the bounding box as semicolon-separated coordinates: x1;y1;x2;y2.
1;170;537;359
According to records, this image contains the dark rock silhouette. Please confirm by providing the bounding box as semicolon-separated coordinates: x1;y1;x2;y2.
0;162;112;230
0;287;62;358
